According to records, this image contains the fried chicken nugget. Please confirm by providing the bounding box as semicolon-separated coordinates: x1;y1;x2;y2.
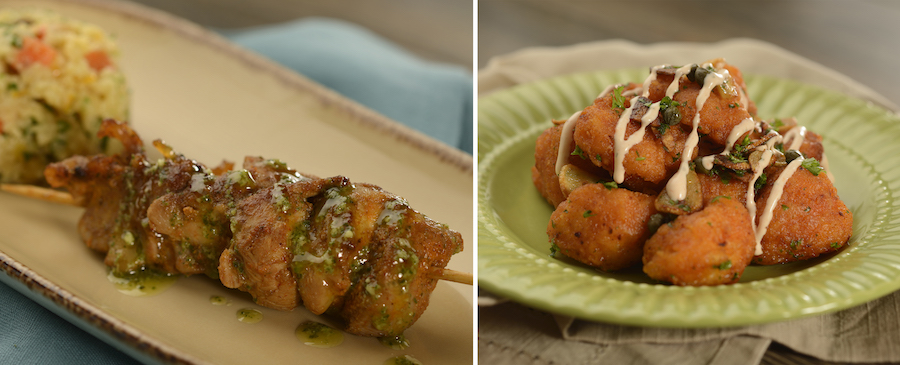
573;88;688;193
643;197;756;286
697;170;749;206
547;183;657;272
531;124;607;207
669;76;754;148
752;164;853;265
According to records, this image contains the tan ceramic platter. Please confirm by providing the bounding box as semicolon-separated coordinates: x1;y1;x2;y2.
0;0;473;364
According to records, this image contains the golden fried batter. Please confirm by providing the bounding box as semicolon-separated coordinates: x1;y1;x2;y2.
643;197;756;286
547;183;657;271
533;60;852;287
752;165;853;265
532;124;608;206
697;170;749;206
573;91;688;193
670;82;753;147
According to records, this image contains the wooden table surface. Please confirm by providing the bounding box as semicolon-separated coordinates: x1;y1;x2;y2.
479;0;900;106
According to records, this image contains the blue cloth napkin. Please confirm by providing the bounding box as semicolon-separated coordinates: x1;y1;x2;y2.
224;17;473;154
0;17;472;364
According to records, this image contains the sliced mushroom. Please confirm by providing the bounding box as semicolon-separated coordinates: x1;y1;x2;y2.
655;170;702;215
558;164;602;198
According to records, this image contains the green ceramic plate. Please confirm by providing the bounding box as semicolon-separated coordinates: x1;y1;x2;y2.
478;68;900;328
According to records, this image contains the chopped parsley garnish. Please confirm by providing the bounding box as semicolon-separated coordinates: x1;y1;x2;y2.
710;195;731;203
595;154;602;163
635;151;645;161
754;173;767;191
583;210;594;218
727;152;747;164
781;204;789;211
801;158;824;176
611;86;626;109
601;181;618;190
549;241;560;257
570;145;587;160
10;33;22;48
733;135;752;154
790;239;803;250
771;118;784;129
716;260;733;270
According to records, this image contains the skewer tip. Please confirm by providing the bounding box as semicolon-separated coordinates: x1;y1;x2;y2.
433;268;473;285
0;184;79;206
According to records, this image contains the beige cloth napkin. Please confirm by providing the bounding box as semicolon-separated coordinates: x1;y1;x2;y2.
477;39;900;365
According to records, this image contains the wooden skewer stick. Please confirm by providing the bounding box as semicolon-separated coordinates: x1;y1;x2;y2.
1;184;80;206
434;268;474;285
1;183;474;285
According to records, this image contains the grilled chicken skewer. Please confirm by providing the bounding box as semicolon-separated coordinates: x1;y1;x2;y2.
16;120;466;337
0;182;473;287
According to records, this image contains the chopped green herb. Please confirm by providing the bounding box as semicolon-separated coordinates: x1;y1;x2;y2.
790;239;803;250
771;118;784;129
595;154;602;163
602;181;618;190
781;204;789;211
611;86;626;109
10;33;22;48
830;242;841;249
733;135;751;154
583;210;594;218
635;151;645;161
727;152;747;164
754;173;767;191
570;145;587;160
6;83;17;91
801;158;824;176
716;260;733;270
549;241;560;257
710;195;731;203
729;102;739;108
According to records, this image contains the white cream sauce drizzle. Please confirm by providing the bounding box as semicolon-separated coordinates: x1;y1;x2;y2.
554;111;582;175
664;65;727;201
611;65;692;183
782;125;807;152
550;62;816;257
596;84;618;100
699;117;757;171
753;158;804;254
745;148;775;255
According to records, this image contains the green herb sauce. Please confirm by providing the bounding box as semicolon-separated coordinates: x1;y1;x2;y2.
295;321;344;348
